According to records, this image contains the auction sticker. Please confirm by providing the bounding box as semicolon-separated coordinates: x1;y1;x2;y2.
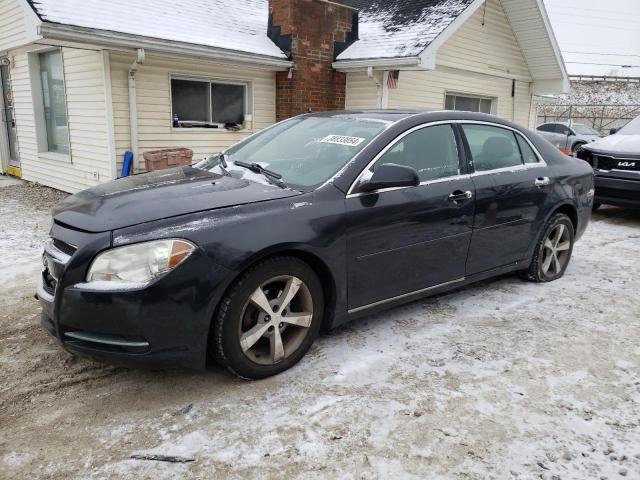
320;135;365;147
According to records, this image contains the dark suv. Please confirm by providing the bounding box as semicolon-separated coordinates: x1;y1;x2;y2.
577;115;640;209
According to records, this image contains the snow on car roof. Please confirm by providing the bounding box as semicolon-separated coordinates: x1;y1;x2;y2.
335;0;475;60
27;0;287;59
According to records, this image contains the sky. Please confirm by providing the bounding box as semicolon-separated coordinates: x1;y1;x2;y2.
543;0;640;77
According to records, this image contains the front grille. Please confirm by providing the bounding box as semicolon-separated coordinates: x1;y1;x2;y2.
595;155;640;172
42;269;57;295
53;238;77;256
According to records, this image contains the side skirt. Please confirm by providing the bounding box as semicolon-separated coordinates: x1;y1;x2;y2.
333;260;529;326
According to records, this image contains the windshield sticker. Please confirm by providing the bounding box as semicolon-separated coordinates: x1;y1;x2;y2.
320;135;365;147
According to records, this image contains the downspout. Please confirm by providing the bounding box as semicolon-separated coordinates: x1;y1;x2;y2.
128;49;145;172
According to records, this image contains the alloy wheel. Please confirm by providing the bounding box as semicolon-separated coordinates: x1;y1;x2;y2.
238;275;314;365
541;224;571;277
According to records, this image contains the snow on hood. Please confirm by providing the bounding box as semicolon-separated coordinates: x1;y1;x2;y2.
336;0;475;60
585;134;640;156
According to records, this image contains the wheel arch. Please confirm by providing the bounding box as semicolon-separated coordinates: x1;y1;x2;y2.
548;202;578;232
215;245;339;333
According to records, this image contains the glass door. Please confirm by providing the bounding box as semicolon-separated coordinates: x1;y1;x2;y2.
1;63;19;170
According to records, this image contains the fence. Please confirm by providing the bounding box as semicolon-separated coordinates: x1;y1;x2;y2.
536;104;640;134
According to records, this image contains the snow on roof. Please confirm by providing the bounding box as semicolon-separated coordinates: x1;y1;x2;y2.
28;0;287;59
548;80;640;106
335;0;475;61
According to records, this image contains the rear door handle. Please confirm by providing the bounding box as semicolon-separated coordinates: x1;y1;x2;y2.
535;177;551;187
448;190;473;203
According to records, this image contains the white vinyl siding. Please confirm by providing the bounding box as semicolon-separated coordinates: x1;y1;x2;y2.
12;47;112;192
0;0;40;52
345;0;536;128
110;52;276;172
345;71;381;110
436;0;531;82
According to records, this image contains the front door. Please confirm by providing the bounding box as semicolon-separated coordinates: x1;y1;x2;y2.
461;123;551;274
0;63;19;173
346;123;475;311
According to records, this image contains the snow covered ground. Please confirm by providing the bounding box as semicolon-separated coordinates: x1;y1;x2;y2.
1;180;639;479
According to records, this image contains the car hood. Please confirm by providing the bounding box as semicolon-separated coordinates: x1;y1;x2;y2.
584;134;640;155
53;167;302;233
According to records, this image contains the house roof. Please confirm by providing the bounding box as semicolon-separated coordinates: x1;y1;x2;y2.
27;0;287;60
335;0;475;60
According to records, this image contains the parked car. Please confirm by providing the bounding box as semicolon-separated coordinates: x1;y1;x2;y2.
577;114;640;210
38;110;594;379
536;122;604;154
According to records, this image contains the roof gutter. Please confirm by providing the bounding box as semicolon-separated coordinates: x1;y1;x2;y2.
39;23;293;70
332;56;423;72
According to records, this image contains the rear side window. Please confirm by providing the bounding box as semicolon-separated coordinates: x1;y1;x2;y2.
373;124;460;182
537;124;554;133
516;135;539;164
462;124;523;171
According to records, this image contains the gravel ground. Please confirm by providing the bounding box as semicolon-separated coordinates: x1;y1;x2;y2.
1;180;639;480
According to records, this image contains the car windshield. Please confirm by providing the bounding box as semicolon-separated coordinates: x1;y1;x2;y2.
618;116;640;135
196;116;390;189
572;124;601;135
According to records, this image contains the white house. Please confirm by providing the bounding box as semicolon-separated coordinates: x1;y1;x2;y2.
0;0;568;193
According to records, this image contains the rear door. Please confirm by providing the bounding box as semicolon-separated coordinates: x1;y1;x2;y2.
461;123;552;274
345;123;475;311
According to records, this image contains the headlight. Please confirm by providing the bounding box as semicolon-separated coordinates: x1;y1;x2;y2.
85;239;196;286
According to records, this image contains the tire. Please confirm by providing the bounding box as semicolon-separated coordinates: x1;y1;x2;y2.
520;213;575;283
210;256;324;379
572;142;586;156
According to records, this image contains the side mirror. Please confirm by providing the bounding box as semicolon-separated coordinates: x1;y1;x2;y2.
359;163;420;193
610;128;619;135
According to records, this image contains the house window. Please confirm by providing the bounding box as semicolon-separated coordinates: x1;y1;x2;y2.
38;50;69;154
445;94;494;114
171;77;248;129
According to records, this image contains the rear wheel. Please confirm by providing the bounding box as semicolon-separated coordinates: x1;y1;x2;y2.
210;256;324;379
521;213;575;282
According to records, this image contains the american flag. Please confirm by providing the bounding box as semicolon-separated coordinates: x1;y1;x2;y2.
387;70;400;89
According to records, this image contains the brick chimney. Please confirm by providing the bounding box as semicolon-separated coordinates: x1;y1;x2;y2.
268;0;358;121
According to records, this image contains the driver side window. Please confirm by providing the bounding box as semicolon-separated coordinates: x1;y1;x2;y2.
372;124;460;182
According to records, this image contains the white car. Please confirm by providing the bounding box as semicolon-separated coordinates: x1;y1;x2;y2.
577;115;640;209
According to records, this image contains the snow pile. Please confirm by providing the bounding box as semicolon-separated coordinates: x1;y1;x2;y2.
336;0;475;60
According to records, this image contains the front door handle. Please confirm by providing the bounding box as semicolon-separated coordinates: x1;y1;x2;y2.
448;190;473;203
535;177;551;188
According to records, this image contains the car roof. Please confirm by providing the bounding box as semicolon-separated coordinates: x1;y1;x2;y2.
302;109;524;128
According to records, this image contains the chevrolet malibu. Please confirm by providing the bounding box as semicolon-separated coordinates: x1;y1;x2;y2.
38;110;594;379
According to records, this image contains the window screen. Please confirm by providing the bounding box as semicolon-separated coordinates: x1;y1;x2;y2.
516;135;539;164
171;79;209;123
462;124;523;171
445;94;493;114
373;124;460;182
171;78;247;127
212;83;245;124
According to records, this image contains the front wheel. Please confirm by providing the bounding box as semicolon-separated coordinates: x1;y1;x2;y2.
210;256;324;379
521;213;575;282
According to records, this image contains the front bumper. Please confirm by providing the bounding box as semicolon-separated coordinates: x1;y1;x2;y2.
594;173;640;208
38;229;233;370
